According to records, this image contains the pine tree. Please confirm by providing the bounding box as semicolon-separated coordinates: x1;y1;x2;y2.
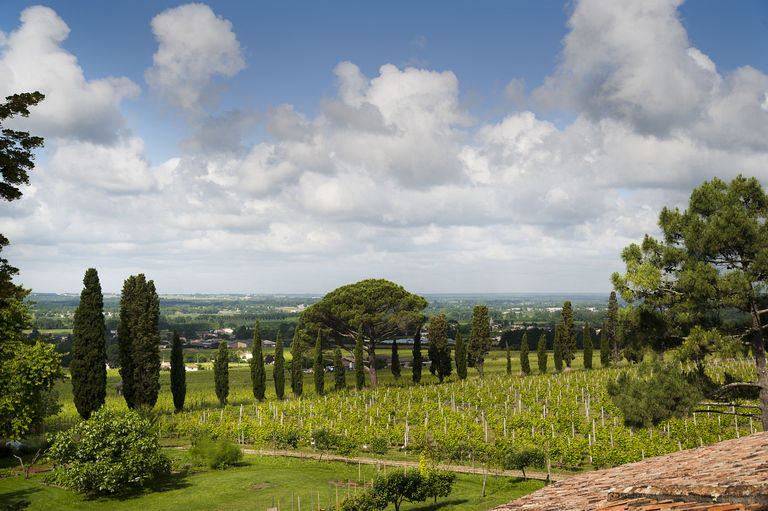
428;314;452;383
553;321;563;372
170;330;185;412
583;321;593;370
334;347;345;391
71;268;106;419
250;321;266;400
117;274;160;409
313;331;324;396
391;340;401;381
355;327;365;390
454;329;467;380
505;339;512;375
537;334;548;374
607;291;620;364
214;340;229;407
520;331;530;375
274;330;285;400
412;328;423;384
290;326;303;396
561;300;575;368
468;305;491;378
600;320;611;368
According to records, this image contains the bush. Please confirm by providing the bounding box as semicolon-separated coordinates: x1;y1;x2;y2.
369;437;388;455
46;408;170;495
189;435;243;469
336;436;358;456
312;427;337;459
275;428;299;450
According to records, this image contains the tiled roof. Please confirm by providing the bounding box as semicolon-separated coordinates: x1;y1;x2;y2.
495;432;768;511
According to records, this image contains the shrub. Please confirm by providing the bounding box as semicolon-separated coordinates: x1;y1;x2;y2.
275;428;299;450
312;427;337;459
189;435;243;469
46;408;170;495
369;437;388;456
336;436;357;456
502;446;545;480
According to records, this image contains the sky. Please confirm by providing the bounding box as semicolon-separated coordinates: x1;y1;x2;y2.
1;0;767;295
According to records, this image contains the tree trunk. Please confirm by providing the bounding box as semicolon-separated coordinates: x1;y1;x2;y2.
368;344;378;388
477;361;484;379
750;304;768;431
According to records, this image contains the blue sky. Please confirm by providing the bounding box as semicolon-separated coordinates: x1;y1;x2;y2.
1;1;767;294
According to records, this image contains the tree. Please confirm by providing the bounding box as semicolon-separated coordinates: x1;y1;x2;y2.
46;408;170;495
537;333;548;374
290;326;303;396
250;320;266;400
468;305;491;378
428;314;452;383
553;321;563;372
274;330;285;399
391;340;401;381
412;327;423;384
313;330;324;395
170;330;186;412
505;339;512;375
300;279;428;387
214;340;229;406
520;331;530;375
334;347;346;390
600;320;610;367
118;274;160;409
582;321;593;370
502;446;545;480
355;327;365;390
71;268;106;419
606;291;620;364
560;300;575;368
454;329;467;380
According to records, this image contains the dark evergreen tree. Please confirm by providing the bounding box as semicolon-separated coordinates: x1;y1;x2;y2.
553;321;563;372
334;347;345;391
428;314;452;383
468;305;491;378
520;331;530;375
412;328;423;384
290;326;303;396
454;329;467;380
505;339;512;375
250;321;266;400
583;321;593;370
391;340;401;381
170;330;185;412
313;331;324;395
355;327;365;390
214;340;228;406
537;333;548;374
71;268;106;419
600;320;611;367
274;330;285;400
561;300;576;368
117;274;160;409
607;291;620;364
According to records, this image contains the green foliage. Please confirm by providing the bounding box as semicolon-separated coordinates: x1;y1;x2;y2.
454;329;467;380
412;327;423;383
71;268;106;420
336;435;358;456
520;331;530;375
275;428;299;450
505;338;512;375
428;314;452;383
390;340;401;381
46;408;170;495
0;92;45;202
553;321;563;372
607;291;620;364
369;436;388;455
600;320;610;367
468;305;491;378
537;333;547;374
311;427;337;459
333;346;345;390
290;326;303;396
355;327;365;390
583;321;593;370
250;321;266;400
313;330;324;396
560;301;575;368
372;470;427;511
118;274;160;409
502;446;545;480
189;435;243;469
214;340;229;406
274;330;285;399
170;330;186;412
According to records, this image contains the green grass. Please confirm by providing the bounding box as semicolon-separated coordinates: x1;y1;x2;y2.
0;453;543;511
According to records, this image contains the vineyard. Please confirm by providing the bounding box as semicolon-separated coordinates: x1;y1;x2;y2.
48;354;761;473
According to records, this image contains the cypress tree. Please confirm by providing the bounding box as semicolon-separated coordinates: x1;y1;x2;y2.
455;329;467;380
428;314;452;383
290;326;303;396
214;340;228;406
170;330;186;412
537;333;548;374
313;331;324;396
412;327;423;384
274;330;285;400
600;320;611;368
520;331;530;375
250;321;266;400
117;274;160;409
468;305;491;378
583;321;593;370
561;300;576;368
505;339;512;375
355;327;365;390
607;291;620;364
553;321;563;372
71;268;106;419
391;340;401;381
334;347;345;391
